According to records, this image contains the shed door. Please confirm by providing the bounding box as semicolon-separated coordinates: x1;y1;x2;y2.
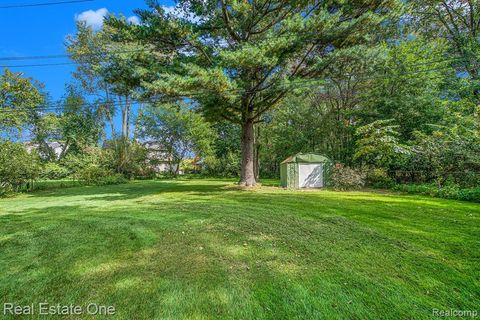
298;163;323;188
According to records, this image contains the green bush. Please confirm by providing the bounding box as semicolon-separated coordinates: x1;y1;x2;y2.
77;165;111;184
392;184;480;203
456;172;480;188
204;151;240;177
41;162;70;180
76;165;128;186
330;165;366;191
0;141;39;195
0;186;10;197
366;168;394;188
30;180;82;191
393;184;438;196
93;173;128;186
60;147;105;177
103;139;148;179
436;184;460;199
457;188;480;202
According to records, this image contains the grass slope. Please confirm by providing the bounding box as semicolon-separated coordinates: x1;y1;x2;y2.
0;179;478;319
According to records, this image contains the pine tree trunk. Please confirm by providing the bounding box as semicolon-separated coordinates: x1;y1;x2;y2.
239;119;256;186
254;125;260;181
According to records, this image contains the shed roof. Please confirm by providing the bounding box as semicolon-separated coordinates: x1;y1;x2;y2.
281;153;331;164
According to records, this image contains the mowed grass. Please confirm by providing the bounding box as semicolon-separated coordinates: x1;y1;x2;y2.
0;179;479;319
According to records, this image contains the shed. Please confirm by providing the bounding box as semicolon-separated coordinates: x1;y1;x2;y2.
280;153;332;188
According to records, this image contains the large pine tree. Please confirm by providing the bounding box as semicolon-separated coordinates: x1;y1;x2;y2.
108;0;402;186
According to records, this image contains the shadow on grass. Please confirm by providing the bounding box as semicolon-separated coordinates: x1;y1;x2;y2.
27;180;235;200
1;197;478;319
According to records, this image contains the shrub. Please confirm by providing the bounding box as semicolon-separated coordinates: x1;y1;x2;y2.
392;184;480;203
204;152;240;177
29;180;82;191
457;188;480;203
0;141;39;195
456;172;480;188
76;165;128;186
93;173;128;186
329;164;366;191
393;184;439;196
103;139;148;179
0;186;10;197
77;165;112;184
436;184;460;199
41;162;70;180
60;147;105;177
366;168;394;188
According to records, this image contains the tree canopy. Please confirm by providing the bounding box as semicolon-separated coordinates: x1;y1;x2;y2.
105;0;403;185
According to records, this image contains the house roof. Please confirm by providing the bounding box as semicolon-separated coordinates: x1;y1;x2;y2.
143;141;167;151
24;141;65;149
281;153;331;164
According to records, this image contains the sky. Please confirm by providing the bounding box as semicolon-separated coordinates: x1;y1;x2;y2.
0;0;175;101
0;0;177;140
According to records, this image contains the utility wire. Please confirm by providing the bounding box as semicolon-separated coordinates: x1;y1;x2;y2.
0;30;464;62
0;49;148;62
0;52;463;69
0;62;473;114
0;63;469;113
0;62;75;68
0;0;94;9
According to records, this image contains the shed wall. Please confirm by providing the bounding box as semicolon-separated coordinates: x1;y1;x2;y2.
280;163;288;187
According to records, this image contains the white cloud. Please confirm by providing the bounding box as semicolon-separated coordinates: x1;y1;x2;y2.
127;16;140;25
75;8;108;30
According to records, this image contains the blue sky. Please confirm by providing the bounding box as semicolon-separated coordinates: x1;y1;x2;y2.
0;0;175;101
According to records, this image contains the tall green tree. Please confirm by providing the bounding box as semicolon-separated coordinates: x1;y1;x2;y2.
58;88;104;157
206;121;241;177
0;69;45;138
354;119;410;168
67;21;154;140
410;1;480;98
358;39;451;141
107;0;402;186
139;103;215;176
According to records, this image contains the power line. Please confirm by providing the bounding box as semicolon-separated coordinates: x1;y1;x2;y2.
0;54;71;61
0;52;463;69
0;0;94;9
0;62;75;68
0;30;366;61
2;63;471;113
0;49;149;62
0;29;463;63
0;62;472;114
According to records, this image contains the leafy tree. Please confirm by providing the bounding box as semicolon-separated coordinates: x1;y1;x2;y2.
139;103;215;176
256;46;383;176
0;141;39;194
0;69;45;138
410;0;480;97
104;138;149;178
107;0;402;186
354;119;410;168
67;22;154;140
408;127;480;187
29;112;62;161
358;39;451;141
59;88;103;157
206;121;240;177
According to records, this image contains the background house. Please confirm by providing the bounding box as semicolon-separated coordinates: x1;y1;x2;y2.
24;141;67;160
143;142;180;174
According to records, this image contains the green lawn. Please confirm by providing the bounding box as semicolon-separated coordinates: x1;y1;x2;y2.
0;179;478;319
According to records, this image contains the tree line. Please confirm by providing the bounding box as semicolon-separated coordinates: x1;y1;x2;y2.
1;0;479;196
